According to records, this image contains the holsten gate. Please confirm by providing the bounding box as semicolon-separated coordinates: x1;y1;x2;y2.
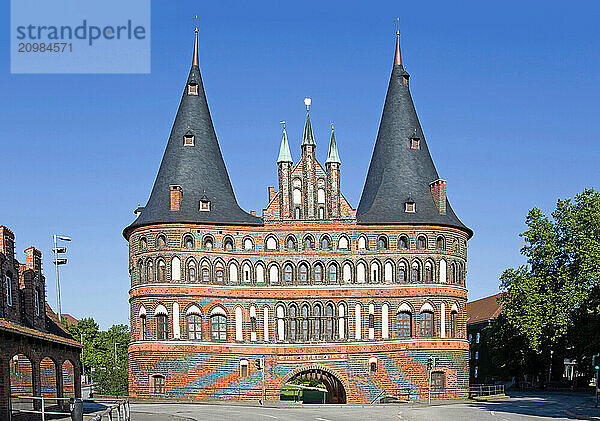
123;29;472;404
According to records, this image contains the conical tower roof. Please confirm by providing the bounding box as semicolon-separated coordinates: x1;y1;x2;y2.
357;33;470;236
277;127;293;163
124;30;261;238
325;126;341;164
301;112;316;146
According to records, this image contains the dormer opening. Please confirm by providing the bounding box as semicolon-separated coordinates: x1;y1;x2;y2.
188;83;198;95
410;133;420;150
405;199;415;213
199;196;211;212
183;133;195;146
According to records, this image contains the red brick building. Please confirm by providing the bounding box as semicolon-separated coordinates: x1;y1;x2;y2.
467;294;503;384
0;226;82;418
123;30;472;404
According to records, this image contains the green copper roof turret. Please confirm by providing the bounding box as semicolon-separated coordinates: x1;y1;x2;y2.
325;126;341;164
277;128;293;164
301;112;316;146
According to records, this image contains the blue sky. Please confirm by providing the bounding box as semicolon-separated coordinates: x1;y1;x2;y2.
1;0;598;329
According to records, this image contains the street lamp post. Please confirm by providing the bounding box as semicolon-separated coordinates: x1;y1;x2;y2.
52;234;71;321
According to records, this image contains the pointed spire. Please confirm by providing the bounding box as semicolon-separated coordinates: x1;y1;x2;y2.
192;27;199;66
394;30;402;66
302;112;316;146
326;124;341;164
277;126;293;164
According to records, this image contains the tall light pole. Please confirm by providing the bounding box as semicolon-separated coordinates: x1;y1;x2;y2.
114;342;120;366
52;234;71;321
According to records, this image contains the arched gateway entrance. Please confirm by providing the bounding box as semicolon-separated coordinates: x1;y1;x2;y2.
282;367;347;404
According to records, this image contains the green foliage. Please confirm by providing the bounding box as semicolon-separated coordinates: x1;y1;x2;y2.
64;318;130;395
498;189;600;381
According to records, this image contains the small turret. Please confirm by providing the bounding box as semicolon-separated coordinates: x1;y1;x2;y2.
277;125;293;219
326;125;341;218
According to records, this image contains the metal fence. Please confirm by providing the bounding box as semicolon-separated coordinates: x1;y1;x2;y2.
371;387;468;404
469;384;505;398
9;395;130;421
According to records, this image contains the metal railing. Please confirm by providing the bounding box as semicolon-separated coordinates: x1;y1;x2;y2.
469;384;505;398
371;387;468;404
9;395;130;421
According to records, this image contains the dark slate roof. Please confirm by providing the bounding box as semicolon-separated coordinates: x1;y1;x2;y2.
124;54;261;238
356;62;471;237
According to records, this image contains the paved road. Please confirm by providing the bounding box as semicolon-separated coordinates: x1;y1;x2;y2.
130;392;592;421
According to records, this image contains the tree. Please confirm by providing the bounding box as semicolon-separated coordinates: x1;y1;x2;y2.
499;189;600;384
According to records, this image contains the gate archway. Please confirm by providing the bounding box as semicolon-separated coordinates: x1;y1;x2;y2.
282;366;347;403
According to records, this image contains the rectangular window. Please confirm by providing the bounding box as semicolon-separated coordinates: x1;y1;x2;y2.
34;290;40;316
157;315;168;340
153;375;165;394
187;314;202;340
419;312;434;337
188;84;198;95
240;363;248;377
476;332;480;343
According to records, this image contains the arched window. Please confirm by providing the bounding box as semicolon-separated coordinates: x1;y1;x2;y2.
450;310;458;338
317;188;325;204
157;235;166;248
202;265;210;283
284;264;293;283
398;262;406;282
396;307;412;338
293;188;301;205
187;313;201;340
355;304;362;340
215;263;224;283
244;238;253;250
325;303;334;341
256;263;265;283
378;236;388;249
210;308;227;341
243;263;251;283
417;236;427;250
299;264;308;283
239;360;249;377
229;263;238;283
358;236;367;250
398;236;409;250
318;207;325;219
301;304;309;341
357;262;366;283
338;304;346;339
370;262;379;283
138;260;144;284
188;261;196;282
382;304;389;339
171;257;181;281
368;304;375;340
156;314;168;340
269;265;279;284
420;311;434;337
286;237;296;250
289;305;297;342
250;306;257;342
425;262;433;282
266;236;277;250
411;262;420;283
224;238;234;251
369;357;378;373
313;304;321;340
140;237;147;250
157;260;166;282
321;236;331;250
452;239;459;252
304;237;313;250
436;236;445;250
384;262;393;282
184;235;194;249
439;259;447;283
263;307;269;341
338;236;349;249
343;263;352;283
203;236;214;250
452;262;458;283
235;307;243;341
140;310;147;340
314;264;323;283
277;305;285;341
147;260;153;282
328;264;337;283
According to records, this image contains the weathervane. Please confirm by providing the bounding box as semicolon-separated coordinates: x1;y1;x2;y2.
304;97;312;112
394;17;400;35
280;120;286;130
193;15;198;32
330;122;334;131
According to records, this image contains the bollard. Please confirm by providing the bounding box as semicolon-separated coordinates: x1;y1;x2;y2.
70;398;83;421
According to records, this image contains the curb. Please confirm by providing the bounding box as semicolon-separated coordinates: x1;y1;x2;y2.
565;409;600;421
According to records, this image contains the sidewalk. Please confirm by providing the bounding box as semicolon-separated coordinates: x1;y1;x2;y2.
566;396;600;420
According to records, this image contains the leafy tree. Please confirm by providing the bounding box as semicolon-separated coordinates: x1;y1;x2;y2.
499;189;600;384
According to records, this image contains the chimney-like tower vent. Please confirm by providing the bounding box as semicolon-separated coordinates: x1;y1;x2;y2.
430;179;447;215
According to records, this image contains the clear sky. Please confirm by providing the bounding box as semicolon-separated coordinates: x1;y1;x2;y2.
1;0;598;329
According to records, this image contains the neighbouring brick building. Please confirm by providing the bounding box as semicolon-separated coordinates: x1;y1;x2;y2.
0;225;82;418
123;29;472;404
466;293;503;384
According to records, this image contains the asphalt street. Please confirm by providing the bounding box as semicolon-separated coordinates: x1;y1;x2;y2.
129;392;593;420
